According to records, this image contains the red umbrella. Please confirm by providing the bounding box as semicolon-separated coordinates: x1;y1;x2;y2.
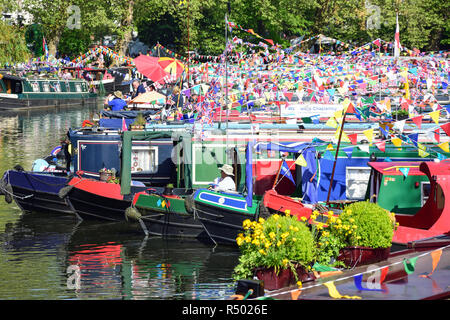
133;55;170;84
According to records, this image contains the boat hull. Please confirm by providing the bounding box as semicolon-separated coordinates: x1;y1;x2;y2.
65;178;134;221
192;189;260;245
0;170;74;215
0;95;98;110
134;192;209;239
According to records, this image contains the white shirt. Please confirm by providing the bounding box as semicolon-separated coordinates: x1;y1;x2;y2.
213;176;236;192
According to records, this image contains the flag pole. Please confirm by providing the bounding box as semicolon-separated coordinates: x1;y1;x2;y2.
326;111;347;205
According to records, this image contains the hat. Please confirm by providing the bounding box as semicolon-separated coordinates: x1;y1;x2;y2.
113;91;124;99
219;164;234;176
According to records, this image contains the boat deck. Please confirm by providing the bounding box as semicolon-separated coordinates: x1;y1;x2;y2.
256;243;450;300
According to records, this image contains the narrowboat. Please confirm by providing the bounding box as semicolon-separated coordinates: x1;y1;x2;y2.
0;73;98;110
62;131;175;222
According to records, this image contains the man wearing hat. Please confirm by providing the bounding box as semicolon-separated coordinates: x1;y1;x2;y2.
210;164;236;192
104;91;127;111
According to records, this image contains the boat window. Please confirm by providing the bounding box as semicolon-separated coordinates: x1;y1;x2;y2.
31;82;40;92
42;82;50;92
52;82;61;92
421;181;430;206
75;83;82;92
346;166;372;200
435;183;445;210
131;146;158;174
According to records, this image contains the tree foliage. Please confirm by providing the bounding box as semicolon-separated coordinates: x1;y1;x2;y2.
9;0;450;60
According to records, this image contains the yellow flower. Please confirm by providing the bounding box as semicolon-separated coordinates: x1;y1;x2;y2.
272;214;280;221
292;237;297;242
277;241;282;247
265;241;271;248
252;239;260;246
269;232;276;240
245;236;251;243
297;281;302;288
258;249;266;255
282;258;289;265
236;237;244;246
258;217;265;224
300;216;307;222
285;209;291;215
281;232;289;239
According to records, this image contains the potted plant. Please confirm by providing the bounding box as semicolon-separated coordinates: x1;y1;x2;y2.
313;201;397;268
130;113;146;131
233;214;316;290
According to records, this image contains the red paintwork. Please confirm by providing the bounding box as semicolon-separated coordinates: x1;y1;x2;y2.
263;189;312;219
69;177;124;200
368;161;425;176
393;160;450;244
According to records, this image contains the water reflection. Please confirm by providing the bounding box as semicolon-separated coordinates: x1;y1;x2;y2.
65;222;238;300
0;213;239;299
0;104;240;300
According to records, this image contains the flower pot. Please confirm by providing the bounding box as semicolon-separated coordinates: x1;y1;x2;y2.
99;171;112;182
295;265;316;283
255;266;316;291
338;246;391;268
255;268;292;291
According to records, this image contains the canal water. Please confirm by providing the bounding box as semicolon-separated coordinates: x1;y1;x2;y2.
0;104;239;300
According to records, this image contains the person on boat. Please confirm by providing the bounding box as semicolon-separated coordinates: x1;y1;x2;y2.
171;86;184;109
104;91;127;111
131;79;146;99
209;164;236;193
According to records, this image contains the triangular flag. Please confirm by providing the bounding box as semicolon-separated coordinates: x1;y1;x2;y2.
375;141;385;152
348;133;358;145
342;146;354;158
399;167;410;178
403;257;419;275
295;154;308;167
325;117;338;128
391;137;402;147
411;115;423;129
323;281;361;300
437;142;449;153
408;133;419;146
279;160;296;185
393;120;406;133
434;128;440;143
122;117;128;131
363;128;374;143
359;144;370;153
429;110;440;124
419;249;442;278
440;122;450;137
353;274;384;292
290;289;302;300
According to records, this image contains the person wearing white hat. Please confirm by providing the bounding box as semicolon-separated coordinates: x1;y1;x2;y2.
209;164;236;192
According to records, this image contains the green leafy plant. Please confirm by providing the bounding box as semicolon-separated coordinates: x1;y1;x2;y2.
233;214;316;282
313;201;397;266
131;113;146;126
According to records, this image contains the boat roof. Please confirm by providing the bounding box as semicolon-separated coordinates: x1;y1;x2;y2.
368;161;426;176
0;74;25;81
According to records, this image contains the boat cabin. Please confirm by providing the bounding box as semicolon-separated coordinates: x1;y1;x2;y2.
366;161;431;214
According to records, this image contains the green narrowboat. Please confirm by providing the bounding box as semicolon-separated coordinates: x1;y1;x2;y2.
365;161;431;215
0;73;98;110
